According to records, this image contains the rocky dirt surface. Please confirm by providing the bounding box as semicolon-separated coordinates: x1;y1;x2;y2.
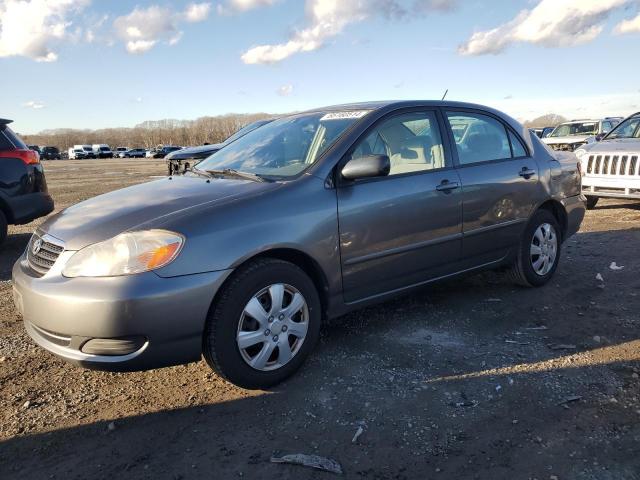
0;159;639;480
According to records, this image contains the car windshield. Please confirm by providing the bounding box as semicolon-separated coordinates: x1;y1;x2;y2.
223;120;271;145
196;111;369;179
605;115;640;140
550;122;598;137
100;147;110;151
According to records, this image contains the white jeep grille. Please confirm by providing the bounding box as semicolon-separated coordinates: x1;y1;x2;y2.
586;154;640;176
27;233;65;276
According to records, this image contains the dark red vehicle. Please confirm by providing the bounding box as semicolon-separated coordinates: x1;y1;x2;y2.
0;119;54;244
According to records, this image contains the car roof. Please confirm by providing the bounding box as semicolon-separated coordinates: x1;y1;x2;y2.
299;100;507;113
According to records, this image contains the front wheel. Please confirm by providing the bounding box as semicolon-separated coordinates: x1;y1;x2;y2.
507;209;561;287
203;258;321;389
585;196;599;210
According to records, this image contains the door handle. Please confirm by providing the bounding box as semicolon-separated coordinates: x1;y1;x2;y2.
519;167;536;179
436;180;460;192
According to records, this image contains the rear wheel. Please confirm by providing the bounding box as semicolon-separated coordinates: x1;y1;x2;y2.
203;258;321;389
585;196;599;210
0;210;6;246
507;209;561;287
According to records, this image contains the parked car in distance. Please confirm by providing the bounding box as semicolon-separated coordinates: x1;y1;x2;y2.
123;148;146;158
0;119;54;245
40;146;61;160
74;145;95;159
149;145;181;158
92;144;113;158
114;147;128;158
543;118;622;151
166;119;273;175
68;147;88;159
28;145;42;154
12;101;585;389
575;112;640;209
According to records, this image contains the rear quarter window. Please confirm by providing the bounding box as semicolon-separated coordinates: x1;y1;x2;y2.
0;131;14;150
3;127;28;149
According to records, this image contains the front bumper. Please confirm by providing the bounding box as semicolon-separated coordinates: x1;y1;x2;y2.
12;255;231;371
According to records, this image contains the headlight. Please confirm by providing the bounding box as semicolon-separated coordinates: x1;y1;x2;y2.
574;147;588;159
62;230;184;278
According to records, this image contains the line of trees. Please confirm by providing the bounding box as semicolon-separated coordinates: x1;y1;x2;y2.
20;111;570;152
20;113;273;151
522;114;568;129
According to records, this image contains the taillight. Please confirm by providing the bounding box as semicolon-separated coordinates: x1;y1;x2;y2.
0;148;40;164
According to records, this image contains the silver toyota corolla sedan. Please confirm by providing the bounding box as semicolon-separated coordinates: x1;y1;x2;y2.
13;101;586;389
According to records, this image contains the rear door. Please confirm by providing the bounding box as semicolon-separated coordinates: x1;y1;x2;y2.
444;110;541;265
337;110;463;303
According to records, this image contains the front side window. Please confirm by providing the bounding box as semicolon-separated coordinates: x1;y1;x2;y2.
446;112;512;165
197;111;369;179
349;111;446;176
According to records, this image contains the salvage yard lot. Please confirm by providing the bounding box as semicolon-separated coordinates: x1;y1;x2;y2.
1;159;639;479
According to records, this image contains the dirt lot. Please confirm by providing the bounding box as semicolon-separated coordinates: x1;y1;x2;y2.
1;159;639;480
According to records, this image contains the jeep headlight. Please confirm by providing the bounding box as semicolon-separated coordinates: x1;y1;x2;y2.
574;147;588;159
63;230;184;277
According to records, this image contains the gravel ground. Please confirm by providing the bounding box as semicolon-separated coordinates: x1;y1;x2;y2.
1;159;639;480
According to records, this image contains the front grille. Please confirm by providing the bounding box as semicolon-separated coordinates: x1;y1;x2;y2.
26;234;64;276
549;143;583;152
586;154;640;176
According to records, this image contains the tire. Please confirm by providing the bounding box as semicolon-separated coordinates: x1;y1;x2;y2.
0;210;7;246
507;209;561;287
203;258;321;389
585;196;599;210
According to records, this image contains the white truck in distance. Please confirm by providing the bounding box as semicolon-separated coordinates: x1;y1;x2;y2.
543;118;622;152
92;144;114;158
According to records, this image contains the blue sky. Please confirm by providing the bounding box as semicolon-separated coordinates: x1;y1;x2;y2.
1;0;640;133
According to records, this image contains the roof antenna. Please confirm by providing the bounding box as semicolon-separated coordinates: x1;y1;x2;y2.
441;89;449;101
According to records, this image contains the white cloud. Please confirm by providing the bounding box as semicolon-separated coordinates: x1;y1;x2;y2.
615;12;640;34
241;0;458;64
0;0;89;62
459;0;630;56
23;100;46;109
184;3;212;22
277;84;294;96
113;3;211;54
217;0;279;14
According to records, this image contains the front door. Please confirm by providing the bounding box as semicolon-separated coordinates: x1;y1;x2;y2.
337;110;463;303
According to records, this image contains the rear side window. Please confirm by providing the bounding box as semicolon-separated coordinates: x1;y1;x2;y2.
446;112;512;165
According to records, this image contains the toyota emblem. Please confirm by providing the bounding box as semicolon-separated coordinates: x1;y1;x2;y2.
32;238;43;256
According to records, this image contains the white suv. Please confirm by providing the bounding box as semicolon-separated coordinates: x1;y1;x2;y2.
544;118;622;152
576;113;640;209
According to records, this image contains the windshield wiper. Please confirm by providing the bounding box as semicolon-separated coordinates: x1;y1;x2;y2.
206;168;267;183
187;168;215;179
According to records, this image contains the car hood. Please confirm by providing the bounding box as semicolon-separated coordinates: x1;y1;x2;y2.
166;143;224;160
543;135;592;144
583;138;640;153
39;176;276;250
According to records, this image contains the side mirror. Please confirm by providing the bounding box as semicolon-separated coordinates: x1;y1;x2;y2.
341;154;391;180
595;134;604;141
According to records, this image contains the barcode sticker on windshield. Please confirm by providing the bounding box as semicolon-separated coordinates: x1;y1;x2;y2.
321;111;371;121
